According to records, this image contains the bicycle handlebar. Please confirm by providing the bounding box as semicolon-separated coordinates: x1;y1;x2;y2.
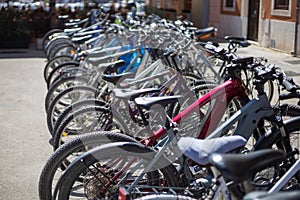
279;92;300;100
282;77;297;93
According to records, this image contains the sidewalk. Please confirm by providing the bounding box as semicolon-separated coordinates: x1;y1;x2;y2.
213;39;300;84
233;43;300;76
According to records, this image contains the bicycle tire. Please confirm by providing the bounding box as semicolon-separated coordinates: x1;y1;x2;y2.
48;44;77;61
47;61;80;88
46;86;100;133
54;142;181;200
51;98;109;136
255;116;300;150
44;55;74;82
46;37;73;57
279;104;300;118
39;131;138;200
182;72;217;92
45;76;90;111
42;29;63;52
52;106;113;150
231;116;300;199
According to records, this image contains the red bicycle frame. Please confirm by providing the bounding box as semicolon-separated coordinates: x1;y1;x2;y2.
141;78;248;145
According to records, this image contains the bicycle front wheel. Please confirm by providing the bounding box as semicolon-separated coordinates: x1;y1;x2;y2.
39;131;138;200
54;142;181;200
231;116;300;199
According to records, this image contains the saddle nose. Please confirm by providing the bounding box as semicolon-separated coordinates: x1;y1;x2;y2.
209;149;286;183
178;135;246;166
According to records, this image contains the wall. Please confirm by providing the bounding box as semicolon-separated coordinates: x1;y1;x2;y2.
259;19;300;54
191;0;209;28
219;14;244;36
259;0;300;54
218;0;246;37
208;0;221;28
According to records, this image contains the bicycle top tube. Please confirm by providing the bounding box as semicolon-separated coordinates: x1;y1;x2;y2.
141;78;247;146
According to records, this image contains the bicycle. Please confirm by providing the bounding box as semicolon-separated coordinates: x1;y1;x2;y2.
122;131;300;200
117;140;286;200
51;57;300;199
46;33;208;135
45;34;257;139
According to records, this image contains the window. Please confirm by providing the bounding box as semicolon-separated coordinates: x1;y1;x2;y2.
223;0;235;11
271;0;291;16
274;0;289;10
225;0;234;7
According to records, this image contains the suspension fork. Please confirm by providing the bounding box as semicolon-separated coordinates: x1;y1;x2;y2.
273;116;298;169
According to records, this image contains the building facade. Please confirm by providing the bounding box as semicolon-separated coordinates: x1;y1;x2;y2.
145;0;300;55
215;0;300;55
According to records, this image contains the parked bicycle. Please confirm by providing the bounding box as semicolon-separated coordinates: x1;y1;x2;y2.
50;56;300;200
38;10;300;200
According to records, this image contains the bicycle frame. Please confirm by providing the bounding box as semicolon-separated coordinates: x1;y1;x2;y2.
110;69;197;134
141;77;248;145
121;90;284;199
57;67;289;200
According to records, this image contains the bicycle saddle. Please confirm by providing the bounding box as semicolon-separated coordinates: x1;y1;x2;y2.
195;27;215;36
102;72;135;85
224;36;247;41
209;149;286;183
135;95;182;110
178;136;246;166
112;88;160;101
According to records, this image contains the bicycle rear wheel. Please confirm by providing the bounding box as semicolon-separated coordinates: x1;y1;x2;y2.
47;62;80;88
52;106;113;149
42;29;63;51
45;76;90;111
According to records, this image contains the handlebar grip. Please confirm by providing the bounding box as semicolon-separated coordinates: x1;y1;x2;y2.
282;78;297;93
279;93;300;100
233;57;253;65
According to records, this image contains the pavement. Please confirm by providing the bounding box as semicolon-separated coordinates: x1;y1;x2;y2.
0;44;51;200
0;41;299;199
229;42;300;83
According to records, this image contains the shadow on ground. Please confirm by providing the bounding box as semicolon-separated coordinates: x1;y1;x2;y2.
0;49;46;59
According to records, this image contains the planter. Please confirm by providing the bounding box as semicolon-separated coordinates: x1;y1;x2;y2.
0;35;30;49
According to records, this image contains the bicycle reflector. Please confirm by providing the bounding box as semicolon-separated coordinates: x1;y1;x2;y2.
118;187;129;200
